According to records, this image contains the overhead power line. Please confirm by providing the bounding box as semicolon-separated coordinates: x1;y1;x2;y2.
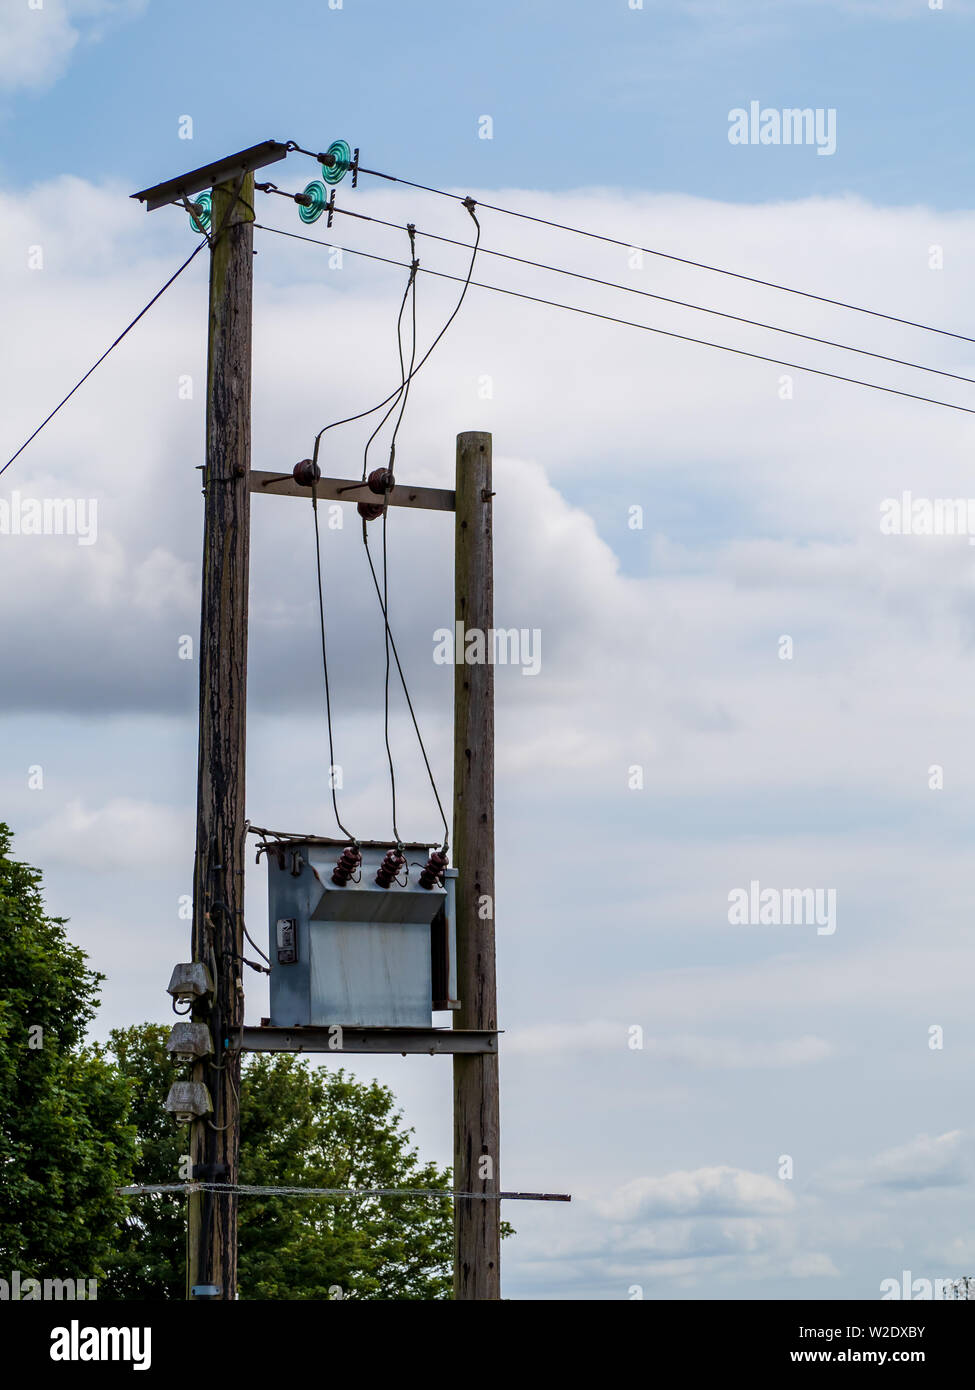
321;204;975;390
350;160;975;347
255;224;975;417
1;240;207;480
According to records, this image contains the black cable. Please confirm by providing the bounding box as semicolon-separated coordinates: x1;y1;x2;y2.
375;505;400;845
360;242;418;483
356;236;447;848
2;239;207;478
367;233;420;845
287;198;480;448
325;206;975;390
387;225;421;467
209;899;271;974
350;162;975;347
256;224;975;417
360;520;450;851
311;489;357;843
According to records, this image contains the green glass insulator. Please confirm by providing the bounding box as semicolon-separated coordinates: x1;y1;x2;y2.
320;139;352;185
188;191;211;234
298;180;328;224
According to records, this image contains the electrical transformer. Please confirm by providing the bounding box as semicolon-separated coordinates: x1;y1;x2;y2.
265;837;459;1029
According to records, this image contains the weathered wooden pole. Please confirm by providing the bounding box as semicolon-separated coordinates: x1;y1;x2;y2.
187;173;254;1301
452;430;501;1300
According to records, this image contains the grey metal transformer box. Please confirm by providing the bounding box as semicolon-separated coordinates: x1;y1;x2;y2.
265;838;459;1028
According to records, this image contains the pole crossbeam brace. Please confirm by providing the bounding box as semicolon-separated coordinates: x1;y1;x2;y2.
132;140;289;212
238;1025;499;1056
251;471;456;512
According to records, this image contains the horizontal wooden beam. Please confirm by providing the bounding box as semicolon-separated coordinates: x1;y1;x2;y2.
250;471;456;512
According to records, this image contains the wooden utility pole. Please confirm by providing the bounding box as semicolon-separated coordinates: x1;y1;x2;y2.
187;174;254;1301
452;430;501;1300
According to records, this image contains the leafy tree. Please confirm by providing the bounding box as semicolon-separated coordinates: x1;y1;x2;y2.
0;823;135;1280
103;1024;470;1299
97;1024;186;1299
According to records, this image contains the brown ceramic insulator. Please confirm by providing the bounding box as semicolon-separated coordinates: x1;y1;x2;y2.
375;847;406;889
418;849;449;890
357;501;384;521
293;458;321;487
367;467;394;495
331;845;361;886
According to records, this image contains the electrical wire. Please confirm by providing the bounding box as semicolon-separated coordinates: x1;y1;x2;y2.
311;486;358;843
358;245;418;484
366;236;420;845
255;224;975;417
349;160;975;347
353;233;449;849
2;239;206;478
360;523;450;851
3;176;253;480
206;900;268;973
242;922;271;968
275;197;480;449
323;205;975;390
386;225;421;468
377;509;400;846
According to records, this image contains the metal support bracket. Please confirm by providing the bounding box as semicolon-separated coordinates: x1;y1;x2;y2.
238;1025;499;1055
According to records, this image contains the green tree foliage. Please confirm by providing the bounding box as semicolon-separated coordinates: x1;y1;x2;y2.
0;823;135;1280
102;1024;458;1299
97;1024;186;1299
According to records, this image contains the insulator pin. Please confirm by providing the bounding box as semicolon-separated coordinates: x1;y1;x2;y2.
367;467;394;495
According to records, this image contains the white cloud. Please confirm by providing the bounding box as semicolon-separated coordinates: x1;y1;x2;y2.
786;1253;841;1279
0;0;147;92
505;1021;831;1067
18;796;192;871
596;1166;796;1221
6;174;975;1299
821;1130;971;1194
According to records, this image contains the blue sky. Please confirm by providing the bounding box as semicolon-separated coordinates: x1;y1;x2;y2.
4;0;975;207
5;0;975;1303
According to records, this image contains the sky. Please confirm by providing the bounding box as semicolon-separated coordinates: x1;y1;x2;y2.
3;0;975;1301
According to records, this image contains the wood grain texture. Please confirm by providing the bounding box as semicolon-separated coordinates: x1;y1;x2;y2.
251;471;455;512
187;175;253;1302
452;431;501;1300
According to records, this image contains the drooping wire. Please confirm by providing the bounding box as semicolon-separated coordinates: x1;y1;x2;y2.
360;519;450;854
312;486;357;843
366;231;420;845
346;159;975;347
358;230;448;849
256;224;975;417
3;176;258;480
2;239;207;478
386;224;421;471
380;506;399;844
281;197;480;450
358;229;419;484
